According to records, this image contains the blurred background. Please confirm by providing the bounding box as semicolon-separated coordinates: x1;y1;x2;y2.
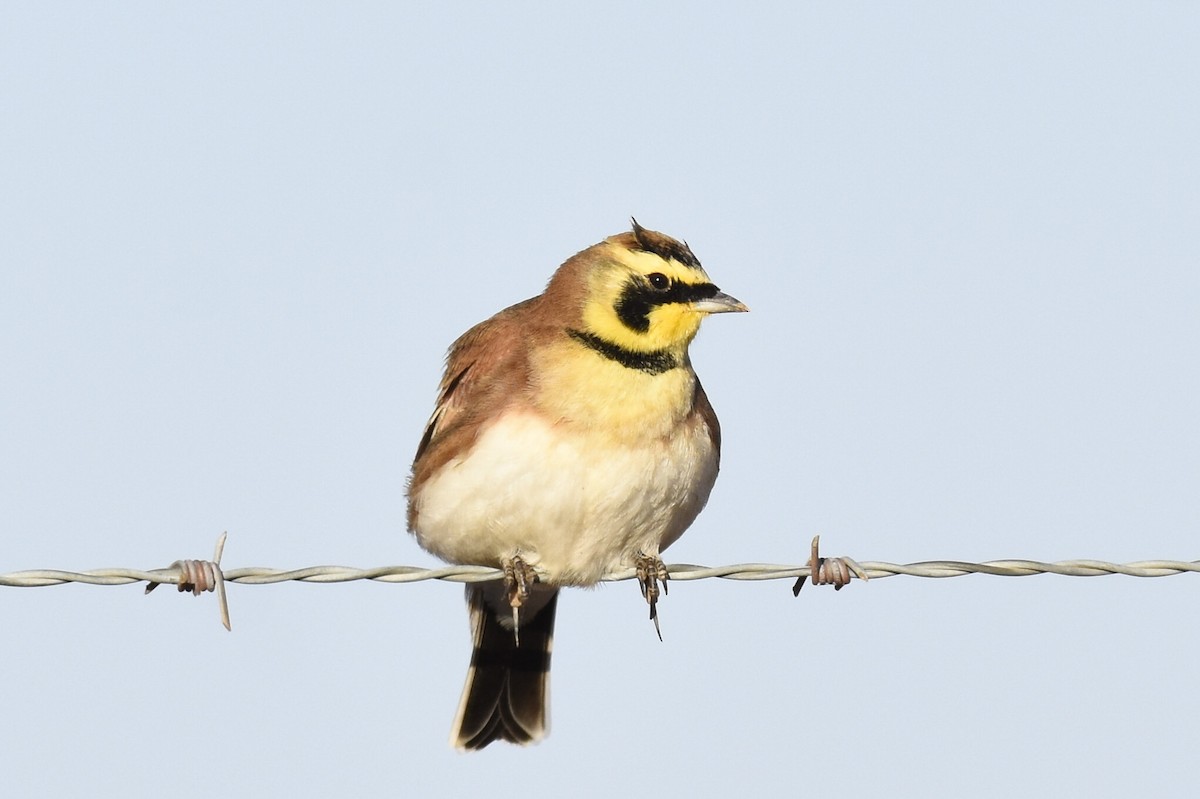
2;3;1197;796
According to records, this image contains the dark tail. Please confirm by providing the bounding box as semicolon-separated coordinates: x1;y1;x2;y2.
451;585;558;750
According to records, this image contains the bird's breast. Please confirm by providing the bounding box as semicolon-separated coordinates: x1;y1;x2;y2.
530;340;698;441
410;407;718;586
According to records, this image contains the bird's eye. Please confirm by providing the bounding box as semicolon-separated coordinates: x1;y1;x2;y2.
647;273;670;291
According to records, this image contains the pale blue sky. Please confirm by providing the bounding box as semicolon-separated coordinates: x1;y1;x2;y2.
2;3;1198;796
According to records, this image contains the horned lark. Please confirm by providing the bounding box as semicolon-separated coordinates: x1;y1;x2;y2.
406;220;746;750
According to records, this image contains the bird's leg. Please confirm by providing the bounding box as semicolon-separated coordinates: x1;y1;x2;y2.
501;554;538;645
635;552;670;641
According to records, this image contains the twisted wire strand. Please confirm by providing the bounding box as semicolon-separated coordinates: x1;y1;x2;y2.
4;558;1199;588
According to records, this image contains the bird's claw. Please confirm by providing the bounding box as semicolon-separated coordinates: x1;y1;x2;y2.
502;555;539;644
635;553;670;641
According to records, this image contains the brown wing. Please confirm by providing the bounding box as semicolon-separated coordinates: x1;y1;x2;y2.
692;375;722;456
407;298;540;528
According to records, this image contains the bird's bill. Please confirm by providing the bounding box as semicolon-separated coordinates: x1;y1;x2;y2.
692;290;749;314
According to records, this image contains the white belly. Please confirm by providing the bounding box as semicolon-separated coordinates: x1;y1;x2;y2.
411;411;718;585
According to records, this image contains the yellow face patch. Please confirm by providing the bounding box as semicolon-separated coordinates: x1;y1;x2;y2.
580;244;715;353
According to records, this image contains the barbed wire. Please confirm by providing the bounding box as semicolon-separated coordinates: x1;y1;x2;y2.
2;533;1197;630
6;557;1199;588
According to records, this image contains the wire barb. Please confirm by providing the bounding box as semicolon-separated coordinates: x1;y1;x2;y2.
143;532;231;631
792;535;869;596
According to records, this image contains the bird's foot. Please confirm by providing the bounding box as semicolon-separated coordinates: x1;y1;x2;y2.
635;553;670;641
501;554;539;644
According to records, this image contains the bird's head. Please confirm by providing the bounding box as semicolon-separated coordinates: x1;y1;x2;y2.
554;219;747;356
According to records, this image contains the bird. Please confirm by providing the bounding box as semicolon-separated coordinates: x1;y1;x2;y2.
406;219;747;750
